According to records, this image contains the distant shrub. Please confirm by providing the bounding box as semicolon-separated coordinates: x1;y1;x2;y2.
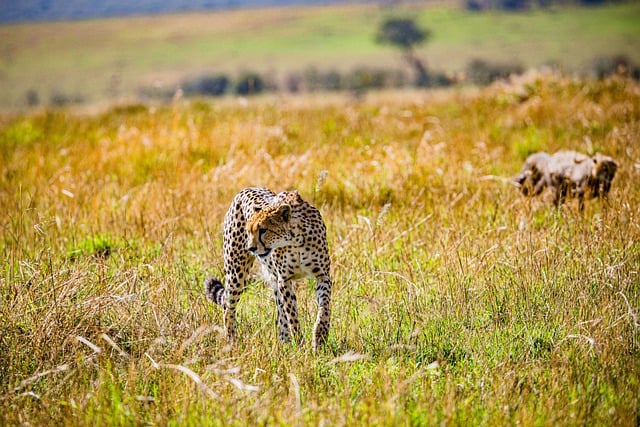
320;70;342;91
301;67;342;92
591;54;640;79
234;72;265;95
345;67;417;92
466;58;524;85
465;0;490;11
498;0;530;11
299;66;412;93
285;72;302;93
344;67;387;92
182;74;230;97
466;0;561;11
421;70;456;88
50;91;85;107
25;90;39;107
386;68;411;88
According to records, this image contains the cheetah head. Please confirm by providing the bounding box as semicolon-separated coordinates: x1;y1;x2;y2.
592;153;618;182
246;203;297;258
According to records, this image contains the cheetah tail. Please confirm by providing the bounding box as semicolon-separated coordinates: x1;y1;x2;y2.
204;277;225;305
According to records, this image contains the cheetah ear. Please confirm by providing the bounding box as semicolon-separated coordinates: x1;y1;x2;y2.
277;204;291;222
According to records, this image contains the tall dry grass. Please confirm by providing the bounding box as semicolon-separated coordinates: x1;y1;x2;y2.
1;71;639;425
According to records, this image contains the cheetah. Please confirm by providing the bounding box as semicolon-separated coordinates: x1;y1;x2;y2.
204;188;331;351
515;150;617;209
514;151;552;197
559;152;618;210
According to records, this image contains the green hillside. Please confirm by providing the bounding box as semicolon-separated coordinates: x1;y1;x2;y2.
1;1;639;109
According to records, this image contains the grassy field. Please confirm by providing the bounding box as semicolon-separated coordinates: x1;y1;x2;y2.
1;1;640;109
1;71;639;425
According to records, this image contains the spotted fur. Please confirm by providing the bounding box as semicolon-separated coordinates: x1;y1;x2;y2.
515;151;617;210
514;151;552;197
562;152;618;209
204;187;331;351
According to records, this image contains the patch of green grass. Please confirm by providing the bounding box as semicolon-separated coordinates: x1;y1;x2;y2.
0;118;43;147
511;125;548;159
68;233;117;259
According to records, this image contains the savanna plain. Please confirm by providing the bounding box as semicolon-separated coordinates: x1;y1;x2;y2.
1;72;639;425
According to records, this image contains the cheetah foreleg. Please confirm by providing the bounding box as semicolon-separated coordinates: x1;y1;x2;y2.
274;280;301;343
312;276;332;351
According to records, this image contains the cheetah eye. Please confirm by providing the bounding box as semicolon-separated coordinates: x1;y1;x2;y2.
258;227;267;237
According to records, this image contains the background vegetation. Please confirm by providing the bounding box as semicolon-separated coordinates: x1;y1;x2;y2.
1;71;638;425
1;1;640;109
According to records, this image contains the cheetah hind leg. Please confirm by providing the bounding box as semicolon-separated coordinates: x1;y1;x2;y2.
204;277;237;340
204;248;253;342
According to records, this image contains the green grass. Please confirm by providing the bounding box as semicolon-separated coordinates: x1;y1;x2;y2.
1;2;640;109
1;73;639;425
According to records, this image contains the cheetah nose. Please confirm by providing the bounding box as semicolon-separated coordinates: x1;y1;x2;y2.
247;246;257;253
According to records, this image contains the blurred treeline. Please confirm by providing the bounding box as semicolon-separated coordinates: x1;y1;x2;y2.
132;54;639;102
464;0;622;10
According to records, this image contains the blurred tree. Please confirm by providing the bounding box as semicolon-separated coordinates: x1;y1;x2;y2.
466;58;523;85
235;72;265;95
591;54;639;79
376;17;431;86
182;74;229;96
25;89;39;107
